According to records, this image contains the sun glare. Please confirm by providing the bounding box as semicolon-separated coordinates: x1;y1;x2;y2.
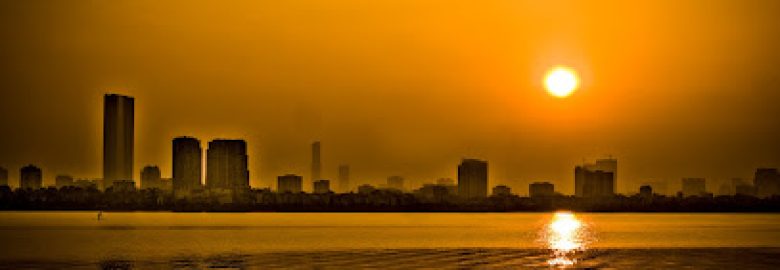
545;211;588;266
544;66;579;98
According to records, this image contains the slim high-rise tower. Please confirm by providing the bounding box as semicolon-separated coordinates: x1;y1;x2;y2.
338;165;350;192
103;94;134;189
206;139;249;190
311;141;321;183
172;137;202;195
457;159;488;199
55;175;74;188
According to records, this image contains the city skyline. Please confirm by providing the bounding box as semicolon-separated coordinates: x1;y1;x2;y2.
1;1;779;195
2;2;780;269
0;94;778;196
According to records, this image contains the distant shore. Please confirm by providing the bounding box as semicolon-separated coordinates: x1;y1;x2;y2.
1;186;779;213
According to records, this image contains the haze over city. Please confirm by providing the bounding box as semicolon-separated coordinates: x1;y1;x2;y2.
1;0;779;194
2;1;780;269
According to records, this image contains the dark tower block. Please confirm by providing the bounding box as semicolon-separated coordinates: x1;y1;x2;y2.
173;137;203;196
103;94;134;189
458;159;488;199
206;139;249;190
20;165;42;190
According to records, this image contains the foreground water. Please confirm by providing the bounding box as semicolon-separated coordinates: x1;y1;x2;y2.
0;212;778;269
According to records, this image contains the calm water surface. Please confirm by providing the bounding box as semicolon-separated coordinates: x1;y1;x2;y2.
0;212;779;269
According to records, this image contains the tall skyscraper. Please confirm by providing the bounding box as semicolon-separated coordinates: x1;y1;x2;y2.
278;174;303;193
103;94;134;189
173;137;202;195
206;139;249;190
681;178;707;197
20;165;42;190
311;141;321;182
457;158;488;199
387;176;404;190
575;158;617;197
338;165;350;192
754;168;779;198
0;167;7;187
55;175;74;188
141;165;162;190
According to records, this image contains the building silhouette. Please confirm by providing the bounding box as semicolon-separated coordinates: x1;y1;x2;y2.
140;165;162;190
313;179;330;194
457;159;488;199
575;158;616;197
311;141;321;183
103;94;134;189
736;183;757;196
681;178;707;197
387;176;404;191
639;185;653;198
173;136;203;196
576;168;614;198
112;180;136;192
641;180;669;195
358;184;376;195
754;168;780;198
529;182;554;198
437;178;455;186
414;183;454;203
55;175;74;189
20;164;42;190
206;139;249;190
161;177;173;191
278;174;303;193
338;165;350;192
436;178;458;195
721;178;746;196
492;185;511;196
0;167;7;186
74;179;98;190
725;178;755;196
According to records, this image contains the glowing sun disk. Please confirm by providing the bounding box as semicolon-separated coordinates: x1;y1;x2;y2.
544;67;579;98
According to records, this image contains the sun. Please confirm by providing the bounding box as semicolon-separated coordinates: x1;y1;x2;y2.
544;66;579;98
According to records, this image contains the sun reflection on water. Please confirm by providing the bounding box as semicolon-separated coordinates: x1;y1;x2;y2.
544;211;588;267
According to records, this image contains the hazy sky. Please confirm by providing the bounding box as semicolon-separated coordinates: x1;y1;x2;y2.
1;0;779;194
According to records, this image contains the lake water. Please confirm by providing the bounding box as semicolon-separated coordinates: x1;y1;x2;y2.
0;212;779;269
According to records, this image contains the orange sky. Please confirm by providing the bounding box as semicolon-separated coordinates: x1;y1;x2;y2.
0;0;779;194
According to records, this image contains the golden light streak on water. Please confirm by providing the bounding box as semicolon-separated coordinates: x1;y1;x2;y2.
545;211;588;267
